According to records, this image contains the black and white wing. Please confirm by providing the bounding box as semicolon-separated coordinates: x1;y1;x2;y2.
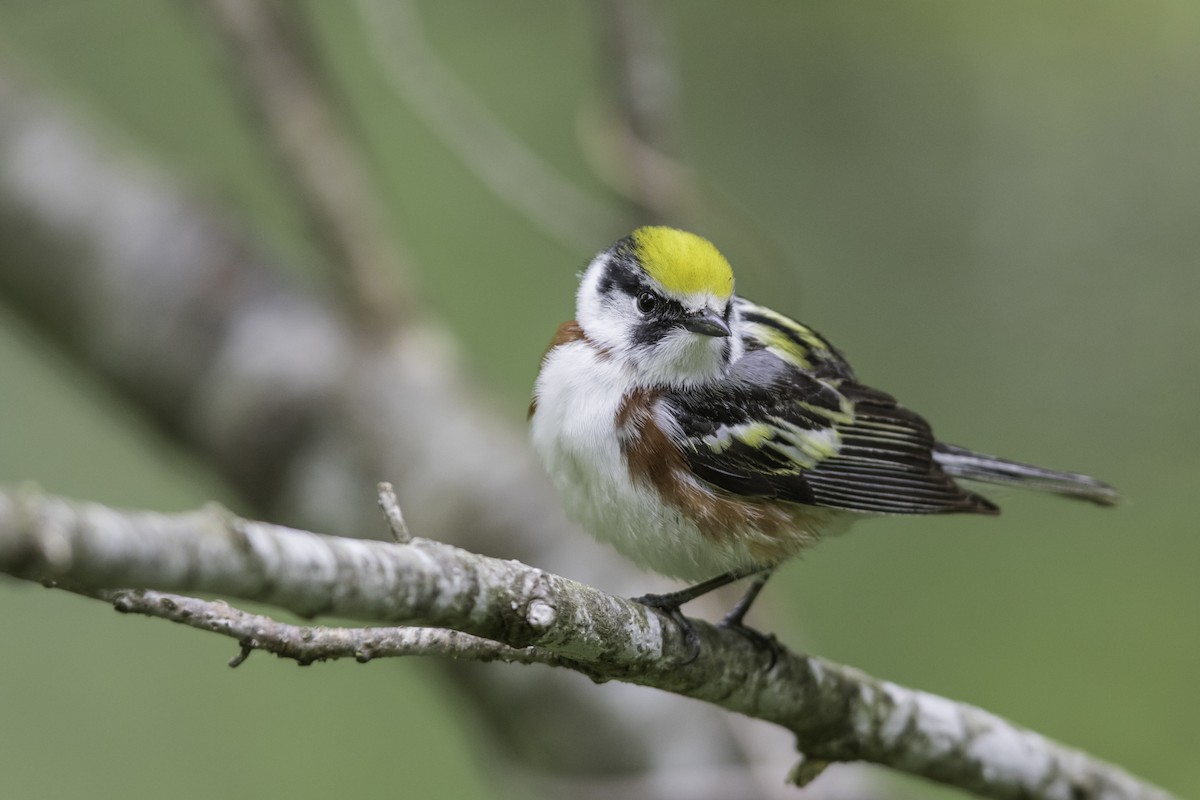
664;348;998;516
734;297;858;382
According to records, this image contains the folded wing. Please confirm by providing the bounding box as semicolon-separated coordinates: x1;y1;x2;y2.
666;349;997;516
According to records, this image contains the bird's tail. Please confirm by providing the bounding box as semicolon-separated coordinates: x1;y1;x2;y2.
933;443;1119;507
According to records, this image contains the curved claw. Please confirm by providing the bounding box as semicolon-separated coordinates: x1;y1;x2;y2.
718;617;782;670
633;592;702;664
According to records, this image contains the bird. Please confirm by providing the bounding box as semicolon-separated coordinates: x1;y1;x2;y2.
528;226;1117;650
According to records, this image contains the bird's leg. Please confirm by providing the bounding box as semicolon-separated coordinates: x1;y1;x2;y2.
719;569;773;629
718;569;782;667
633;568;762;663
634;569;749;610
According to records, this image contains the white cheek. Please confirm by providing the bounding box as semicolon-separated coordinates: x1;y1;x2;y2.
576;259;639;356
576;261;743;385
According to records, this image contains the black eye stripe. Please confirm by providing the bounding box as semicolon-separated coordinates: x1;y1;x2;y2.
661;297;687;317
631;317;673;347
597;257;715;327
596;259;642;297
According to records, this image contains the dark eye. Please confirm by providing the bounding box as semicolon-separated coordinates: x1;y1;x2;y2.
636;291;657;314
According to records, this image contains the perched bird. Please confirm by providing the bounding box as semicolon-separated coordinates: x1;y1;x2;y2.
529;226;1116;646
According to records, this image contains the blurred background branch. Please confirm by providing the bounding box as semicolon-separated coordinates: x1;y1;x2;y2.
198;0;411;329
588;0;691;224
356;0;627;249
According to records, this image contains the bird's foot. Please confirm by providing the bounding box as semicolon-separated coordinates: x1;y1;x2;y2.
633;592;702;664
718;613;783;670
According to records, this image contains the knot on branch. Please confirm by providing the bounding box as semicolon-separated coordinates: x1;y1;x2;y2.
524;598;557;631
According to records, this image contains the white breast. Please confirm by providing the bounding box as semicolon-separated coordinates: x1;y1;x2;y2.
530;341;763;581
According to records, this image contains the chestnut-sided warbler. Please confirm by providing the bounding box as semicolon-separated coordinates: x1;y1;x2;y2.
529;227;1116;642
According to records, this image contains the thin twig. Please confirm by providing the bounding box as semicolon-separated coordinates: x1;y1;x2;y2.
91;588;565;668
376;481;411;543
229;642;254;667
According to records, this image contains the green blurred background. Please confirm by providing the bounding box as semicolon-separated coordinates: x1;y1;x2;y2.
1;1;1197;797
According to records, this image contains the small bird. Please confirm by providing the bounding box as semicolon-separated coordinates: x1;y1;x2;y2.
529;226;1116;647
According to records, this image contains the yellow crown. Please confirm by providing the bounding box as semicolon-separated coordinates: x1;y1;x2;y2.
632;227;734;299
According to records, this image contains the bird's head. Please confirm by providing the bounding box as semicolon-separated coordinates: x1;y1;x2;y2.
577;227;743;387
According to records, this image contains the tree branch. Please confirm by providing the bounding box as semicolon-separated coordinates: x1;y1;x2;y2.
0;487;1173;800
87;588;565;669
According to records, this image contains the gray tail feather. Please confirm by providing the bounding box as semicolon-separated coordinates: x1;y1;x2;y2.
933;443;1119;507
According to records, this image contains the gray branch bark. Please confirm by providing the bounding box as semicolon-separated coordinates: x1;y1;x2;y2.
0;487;1173;800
